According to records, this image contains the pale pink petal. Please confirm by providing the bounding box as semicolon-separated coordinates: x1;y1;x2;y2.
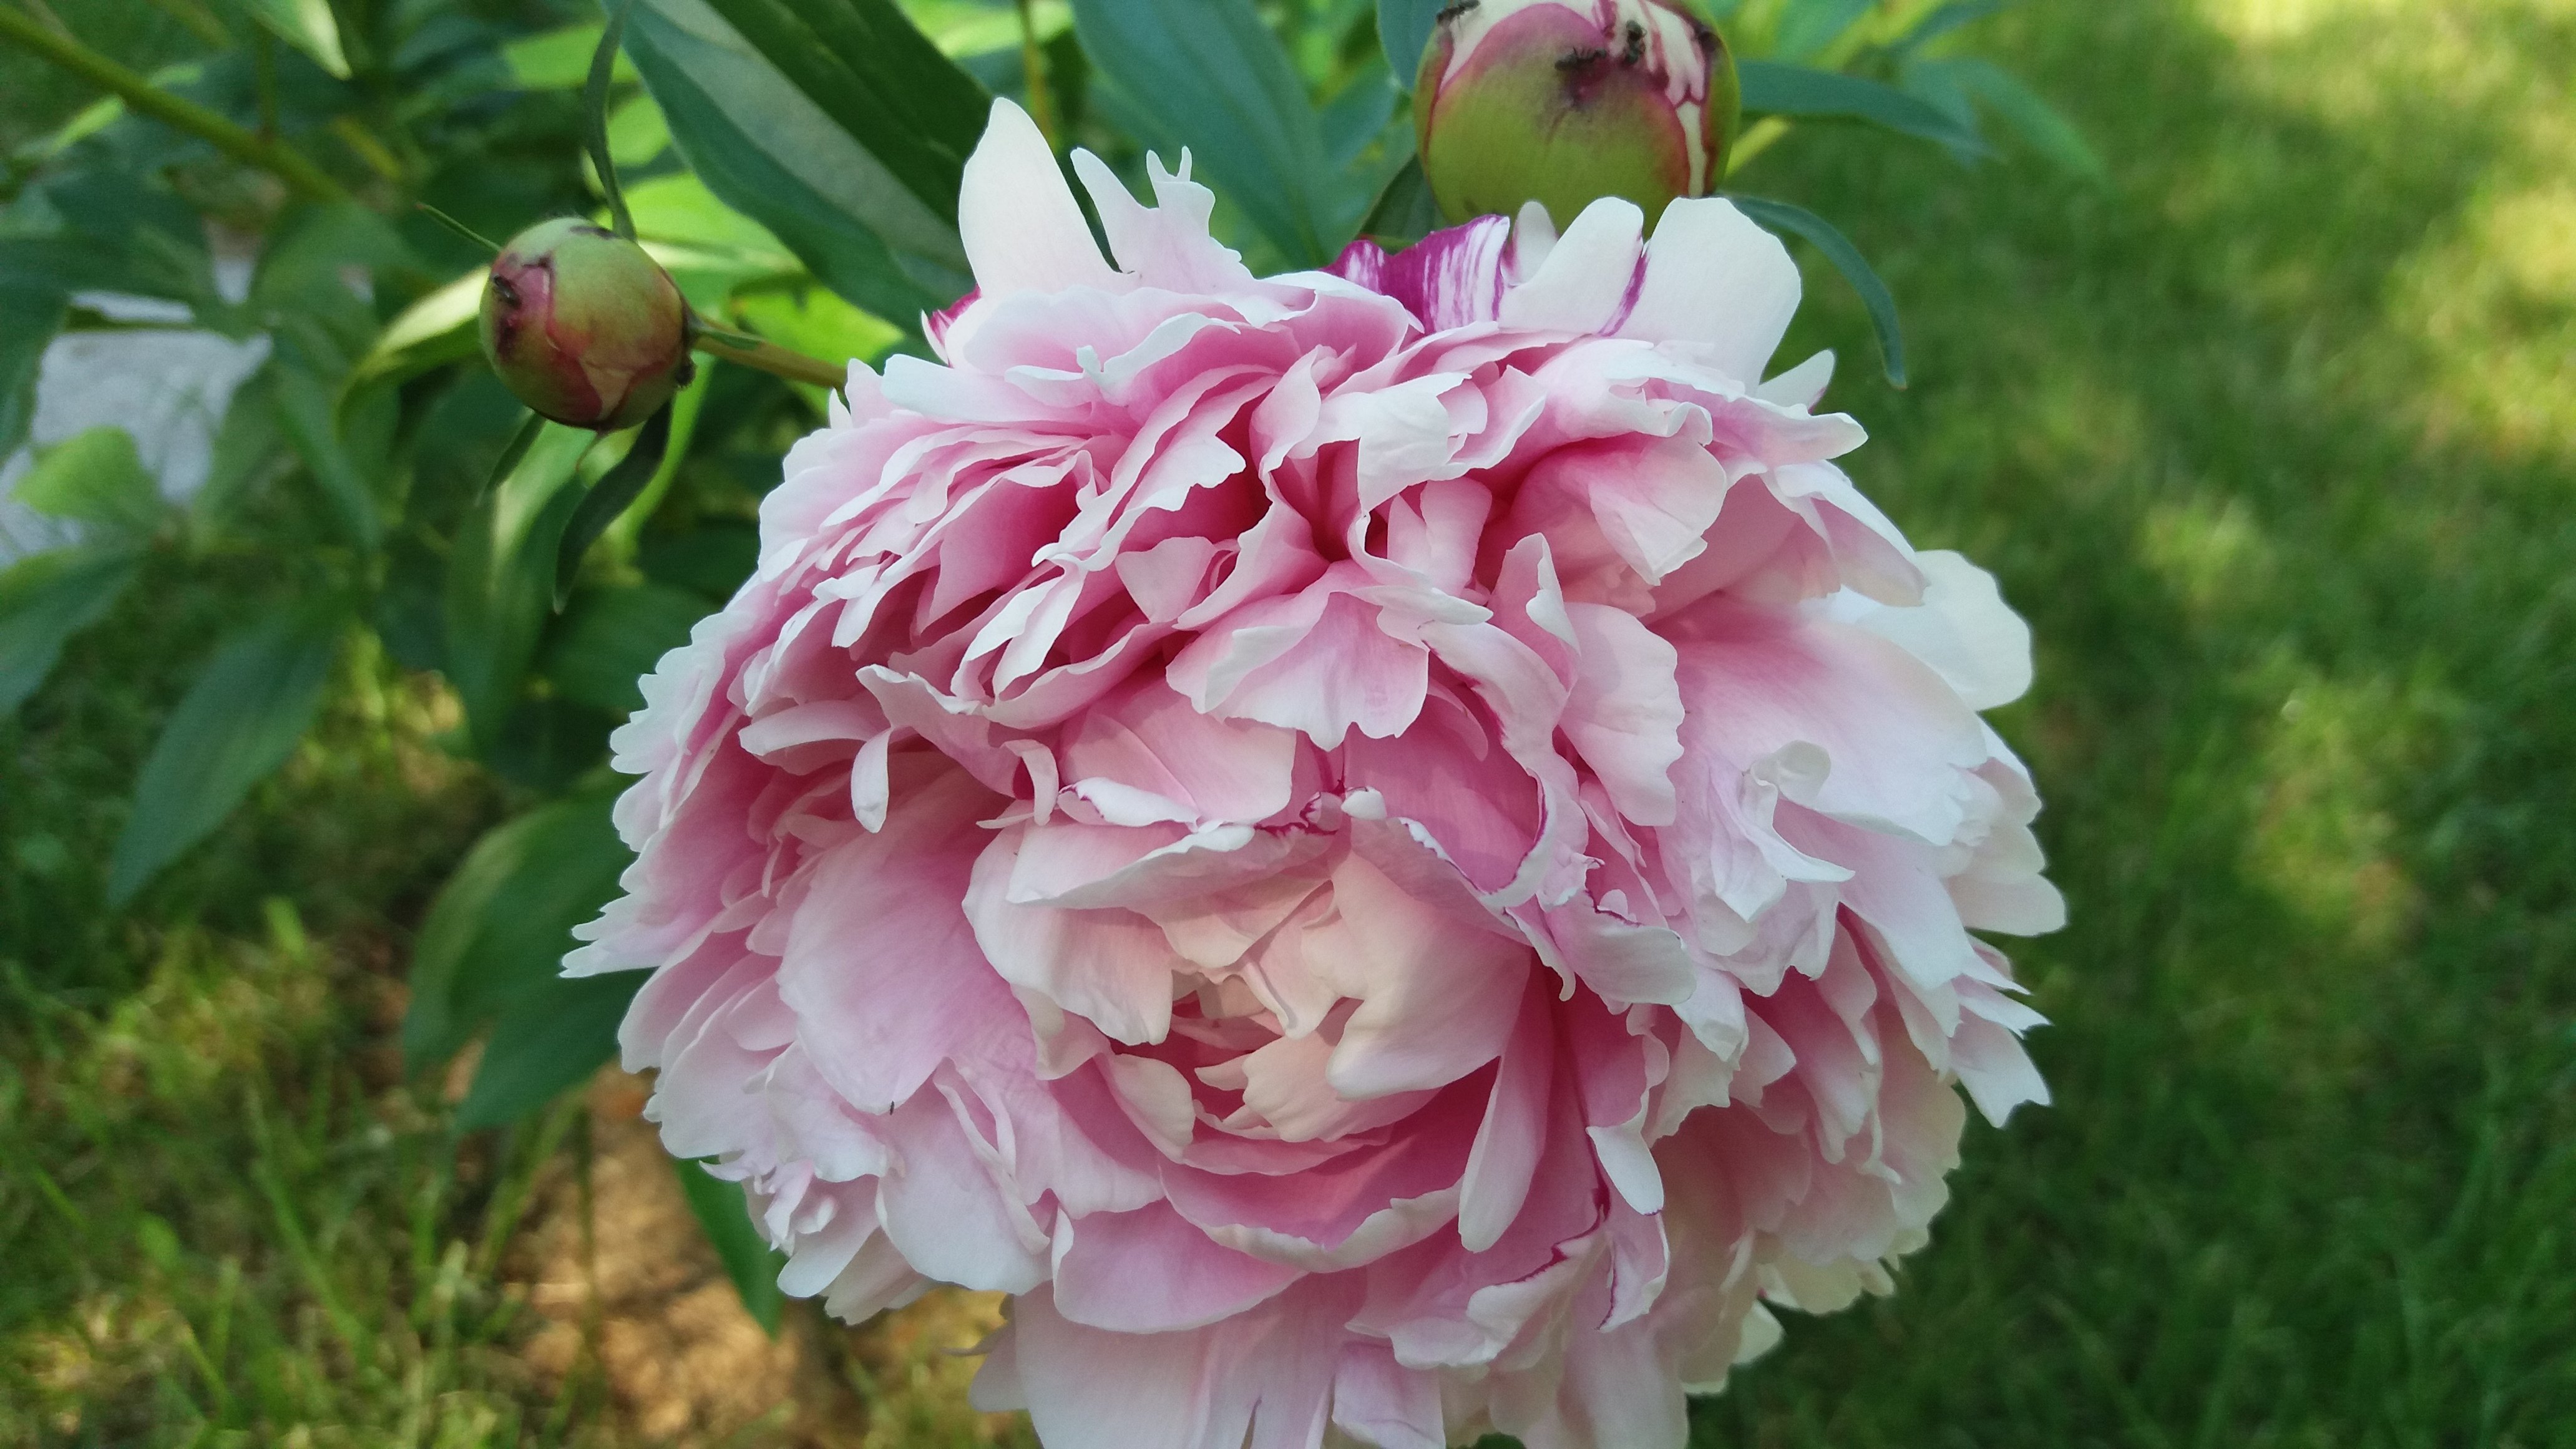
1619;197;1802;384
957;99;1120;300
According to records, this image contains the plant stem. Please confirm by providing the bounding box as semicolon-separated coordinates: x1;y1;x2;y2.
142;0;235;49
1014;0;1059;148
686;320;847;389
1727;115;1791;176
253;27;278;139
0;5;353;204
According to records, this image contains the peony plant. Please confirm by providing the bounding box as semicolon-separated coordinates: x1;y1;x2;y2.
573;99;2062;1448
1;0;2091;1435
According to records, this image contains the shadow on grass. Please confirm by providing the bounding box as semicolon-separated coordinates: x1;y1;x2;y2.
1693;1;2575;1445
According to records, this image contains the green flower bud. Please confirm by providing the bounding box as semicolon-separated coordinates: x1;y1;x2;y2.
479;218;691;432
1415;0;1739;229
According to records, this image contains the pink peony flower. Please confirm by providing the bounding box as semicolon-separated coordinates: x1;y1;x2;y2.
572;99;2062;1449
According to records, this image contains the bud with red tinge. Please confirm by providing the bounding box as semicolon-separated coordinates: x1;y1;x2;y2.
479;218;691;432
1415;0;1739;229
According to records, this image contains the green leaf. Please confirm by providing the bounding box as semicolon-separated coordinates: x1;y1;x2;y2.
0;282;66;459
478;412;545;505
403;786;633;1070
1071;0;1335;266
1890;0;2008;59
1729;195;1907;388
1322;56;1400;171
504;22;643;89
444;423;595;751
625;173;795;260
1935;57;2106;181
727;288;903;371
1736;61;1991;159
1774;0;1873;62
639;520;760;601
350;270;487;389
673;1159;786;1334
696;0;989;225
542;582;710;716
271;358;384;550
1377;0;1445;87
107;609;344;903
251;203;419;323
0;546;142;716
620;0;976;319
588;1;640;240
192;365;292;533
1359;154;1440;249
456;972;640;1129
240;0;350;79
12;427;162;537
555;404;674;607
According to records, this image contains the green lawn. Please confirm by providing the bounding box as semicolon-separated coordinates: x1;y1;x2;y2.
5;0;2573;1444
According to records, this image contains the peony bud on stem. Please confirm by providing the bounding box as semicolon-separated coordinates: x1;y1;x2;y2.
481;218;847;429
1414;0;1739;228
685;321;849;389
482;218;692;431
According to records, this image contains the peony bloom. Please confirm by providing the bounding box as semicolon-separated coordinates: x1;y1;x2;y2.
572;99;2062;1449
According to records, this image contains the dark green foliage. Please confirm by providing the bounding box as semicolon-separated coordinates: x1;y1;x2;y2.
107;610;345;904
1729;195;1908;386
1737;61;1991;158
675;1156;791;1334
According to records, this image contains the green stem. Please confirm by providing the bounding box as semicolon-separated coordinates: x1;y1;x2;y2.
686;320;846;389
0;5;353;203
1014;0;1058;148
253;27;278;140
142;0;235;49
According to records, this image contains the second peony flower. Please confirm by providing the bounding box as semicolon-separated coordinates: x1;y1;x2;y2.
573;100;2062;1449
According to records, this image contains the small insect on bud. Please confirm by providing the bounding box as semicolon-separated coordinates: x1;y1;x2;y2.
1415;0;1740;228
479;218;692;432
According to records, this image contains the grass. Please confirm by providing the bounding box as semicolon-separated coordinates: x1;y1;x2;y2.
4;0;2574;1443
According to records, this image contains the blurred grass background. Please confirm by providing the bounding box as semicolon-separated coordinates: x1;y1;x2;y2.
4;0;2572;1444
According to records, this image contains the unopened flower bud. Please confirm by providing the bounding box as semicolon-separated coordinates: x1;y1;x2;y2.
1415;0;1739;228
479;218;691;431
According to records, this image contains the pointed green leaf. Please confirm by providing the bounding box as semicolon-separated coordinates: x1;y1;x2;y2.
505;22;643;89
1890;0;2008;59
1730;195;1907;387
272;359;384;549
673;1159;786;1334
1071;0;1335;266
241;0;349;79
588;2;640;240
404;786;633;1071
1359;155;1440;250
444;422;595;751
1943;57;2106;181
0;546;142;716
555;404;673;607
1775;0;1874;63
542;582;710;716
620;0;977;318
0;282;66;459
12;427;162;537
456;972;640;1129
109;610;344;902
1737;61;1991;159
1377;0;1445;88
696;0;990;223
